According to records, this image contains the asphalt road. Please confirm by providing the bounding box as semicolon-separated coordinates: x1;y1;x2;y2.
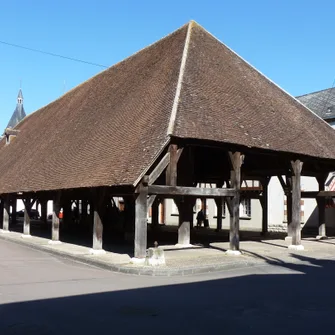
0;239;334;335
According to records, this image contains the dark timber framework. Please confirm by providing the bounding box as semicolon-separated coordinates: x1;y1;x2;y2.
0;139;334;258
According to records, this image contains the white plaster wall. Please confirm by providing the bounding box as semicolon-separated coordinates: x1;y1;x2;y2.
16;199;54;218
301;176;318;229
163;197;263;231
268;177;285;228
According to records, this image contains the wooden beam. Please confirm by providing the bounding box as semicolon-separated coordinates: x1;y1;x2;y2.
291;160;303;246
224;179;233;215
301;191;335;198
3;196;9;232
52;193;61;242
41;200;48;224
147;195;157;209
91;189;108;251
174;198;195;244
81;200;88;220
166;144;179;186
93;202;104;250
148;185;237;197
240;190;262;199
260;177;270;235
151;198;159;227
11;197;17;226
277;174;293;237
23;197;33;236
149;149;183;185
214;198;223;231
277;175;287;191
0;199;4;230
229;151;243;251
149;152;170;185
135;176;148;258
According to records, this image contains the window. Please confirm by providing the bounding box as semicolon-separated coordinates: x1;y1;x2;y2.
240;198;251;217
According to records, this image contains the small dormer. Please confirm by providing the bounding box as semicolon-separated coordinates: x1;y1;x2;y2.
4;128;19;145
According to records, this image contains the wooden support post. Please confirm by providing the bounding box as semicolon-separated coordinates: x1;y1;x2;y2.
63;200;72;227
124;197;135;240
289;160;304;249
11;198;17;226
260;177;270;235
147;195;157;209
215;198;223;231
148;185;236;197
203;198;207;218
23;198;32;237
51;193;61;244
92;192;105;254
93;207;104;251
82;200;88;222
2;196;10;232
41;200;48;224
151;198;159;227
175;198;195;245
225;180;233;216
278;175;293;238
0;199;4;230
286;175;293;237
316;175;327;239
135;176;148;259
228;151;243;253
166;144;178;186
160;200;165;224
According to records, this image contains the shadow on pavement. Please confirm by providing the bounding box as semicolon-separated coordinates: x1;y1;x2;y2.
0;253;334;334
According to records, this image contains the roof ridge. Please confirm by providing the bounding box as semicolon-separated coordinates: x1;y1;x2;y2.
296;87;335;98
167;21;194;135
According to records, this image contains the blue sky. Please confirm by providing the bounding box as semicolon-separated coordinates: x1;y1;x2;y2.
0;0;334;130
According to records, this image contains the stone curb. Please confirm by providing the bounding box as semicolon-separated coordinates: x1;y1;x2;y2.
0;233;268;276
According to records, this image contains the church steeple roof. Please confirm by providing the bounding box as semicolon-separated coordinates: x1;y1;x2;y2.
6;89;26;129
17;89;23;104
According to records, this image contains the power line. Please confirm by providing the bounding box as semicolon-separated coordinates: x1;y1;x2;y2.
0;40;108;68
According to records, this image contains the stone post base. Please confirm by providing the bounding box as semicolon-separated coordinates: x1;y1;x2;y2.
145;247;165;266
226;249;242;256
130;257;146;265
316;235;328;240
284;236;292;244
21;234;32;238
178;221;190;245
0;229;10;234
48;240;62;245
89;249;106;255
288;244;304;251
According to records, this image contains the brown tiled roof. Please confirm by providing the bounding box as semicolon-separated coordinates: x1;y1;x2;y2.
172;23;335;160
0;25;188;193
1;21;335;194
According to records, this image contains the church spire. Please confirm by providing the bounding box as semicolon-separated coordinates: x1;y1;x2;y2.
17;89;23;104
6;89;26;129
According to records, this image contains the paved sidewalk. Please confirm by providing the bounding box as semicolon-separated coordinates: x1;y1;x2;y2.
1;229;334;276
